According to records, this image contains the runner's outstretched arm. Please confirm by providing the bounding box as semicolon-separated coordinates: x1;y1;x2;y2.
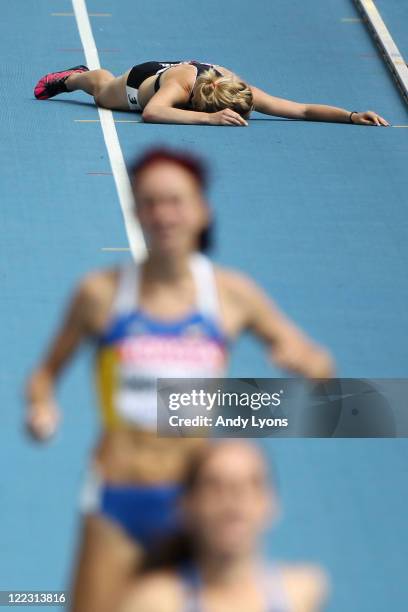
250;85;389;125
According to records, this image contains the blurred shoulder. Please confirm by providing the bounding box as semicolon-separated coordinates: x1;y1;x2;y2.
214;264;261;298
120;570;183;612
72;266;122;332
279;563;330;612
77;266;119;298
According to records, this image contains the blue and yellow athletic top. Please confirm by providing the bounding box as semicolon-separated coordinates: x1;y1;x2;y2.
95;253;228;430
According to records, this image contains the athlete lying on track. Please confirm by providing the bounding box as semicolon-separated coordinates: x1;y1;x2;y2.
34;60;389;127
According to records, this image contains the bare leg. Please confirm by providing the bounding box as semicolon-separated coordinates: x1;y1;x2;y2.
66;69;131;110
69;514;143;612
66;69;114;95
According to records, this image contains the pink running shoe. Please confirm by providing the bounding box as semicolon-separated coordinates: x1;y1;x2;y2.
34;65;89;100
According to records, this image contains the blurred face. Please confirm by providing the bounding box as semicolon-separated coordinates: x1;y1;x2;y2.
132;161;209;256
184;443;275;559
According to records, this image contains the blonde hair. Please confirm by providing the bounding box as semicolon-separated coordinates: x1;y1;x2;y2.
191;68;254;118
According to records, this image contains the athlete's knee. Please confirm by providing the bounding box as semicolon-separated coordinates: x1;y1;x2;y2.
95;69;114;81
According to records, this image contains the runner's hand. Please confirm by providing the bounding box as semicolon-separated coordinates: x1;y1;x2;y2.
209;109;248;126
352;111;389;126
26;400;60;440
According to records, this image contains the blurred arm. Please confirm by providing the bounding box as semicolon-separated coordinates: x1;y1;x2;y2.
227;272;334;378
25;276;99;438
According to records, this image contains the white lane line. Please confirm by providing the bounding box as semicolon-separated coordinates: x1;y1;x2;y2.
353;0;408;106
71;0;146;261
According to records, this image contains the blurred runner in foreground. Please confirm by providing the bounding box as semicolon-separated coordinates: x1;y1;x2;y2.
122;440;329;612
25;148;333;612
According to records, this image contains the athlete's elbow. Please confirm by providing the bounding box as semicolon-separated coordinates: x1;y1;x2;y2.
143;104;175;123
141;106;155;123
142;104;163;123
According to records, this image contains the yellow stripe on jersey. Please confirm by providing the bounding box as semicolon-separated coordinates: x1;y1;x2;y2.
95;346;123;430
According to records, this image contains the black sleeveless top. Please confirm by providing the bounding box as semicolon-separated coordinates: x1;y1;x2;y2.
154;61;222;94
127;60;222;106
